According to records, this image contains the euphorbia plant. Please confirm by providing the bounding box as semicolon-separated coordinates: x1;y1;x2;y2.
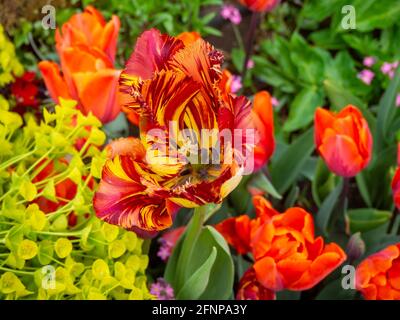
0;100;152;300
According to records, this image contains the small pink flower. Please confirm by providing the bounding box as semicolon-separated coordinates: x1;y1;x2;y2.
389;70;395;79
392;61;399;69
150;278;175;300
157;239;172;261
396;94;400;108
221;4;242;25
358;69;375;85
247;59;255;69
381;62;394;75
230;75;242;93
363;56;376;68
271;96;279;107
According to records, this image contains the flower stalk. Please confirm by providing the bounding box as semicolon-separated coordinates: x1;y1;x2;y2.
241;12;260;80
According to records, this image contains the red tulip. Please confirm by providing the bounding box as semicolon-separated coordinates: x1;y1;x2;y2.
217;196;346;292
239;0;280;12
356;243;400;300
314;105;373;177
392;167;400;209
236;268;276;300
252;91;275;171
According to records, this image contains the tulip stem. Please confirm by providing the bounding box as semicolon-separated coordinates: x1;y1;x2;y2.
331;177;350;231
340;177;350;212
388;209;399;234
174;205;206;289
241;12;260;81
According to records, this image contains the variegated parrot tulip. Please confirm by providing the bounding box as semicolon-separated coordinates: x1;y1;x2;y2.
94;29;259;233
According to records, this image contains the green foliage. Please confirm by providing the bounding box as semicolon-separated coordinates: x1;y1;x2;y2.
165;205;234;300
0;24;23;86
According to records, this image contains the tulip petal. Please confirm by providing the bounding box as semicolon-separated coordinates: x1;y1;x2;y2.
105;137;146;160
38;61;72;102
314;107;335;149
72;68;121;123
236;268;276;300
289;244;346;290
94;155;173;231
318;131;366;177
101;15;120;63
122;28;184;81
252;91;275;171
254;256;284;291
216;215;252;254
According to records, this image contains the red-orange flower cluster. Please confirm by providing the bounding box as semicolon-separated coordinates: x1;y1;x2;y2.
356;243;400;300
11;71;40;108
216;196;346;298
314;105;372;177
38;6;121;124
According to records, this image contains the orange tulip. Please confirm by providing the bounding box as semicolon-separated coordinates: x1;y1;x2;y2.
216;196;346;292
356;243;400;300
314;105;373;177
392;168;400;209
252;91;275;171
239;0;280;12
236;268;276;300
39;6;121;124
55;5;120;63
216;215;252;254
176;31;201;46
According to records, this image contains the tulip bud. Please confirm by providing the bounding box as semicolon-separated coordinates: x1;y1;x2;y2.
314;105;373;177
346;232;365;263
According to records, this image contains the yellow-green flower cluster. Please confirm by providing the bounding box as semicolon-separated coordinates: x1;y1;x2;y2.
0;24;23;86
0;99;153;300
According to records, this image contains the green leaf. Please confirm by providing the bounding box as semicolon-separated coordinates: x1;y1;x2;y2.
316;179;344;235
252;56;296;93
375;66;400;151
165;224;234;300
170;207;205;290
231;48;244;73
249;172;282;199
42;180;56;202
290;33;325;85
271;128;315;193
176;247;217;300
346;208;392;233
315;279;356;300
323;79;375;129
312;158;338;207
355;173;372;208
355;0;400;32
284;185;300;208
284;86;324;132
197;227;234;299
38;240;54;265
19;180;37;202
